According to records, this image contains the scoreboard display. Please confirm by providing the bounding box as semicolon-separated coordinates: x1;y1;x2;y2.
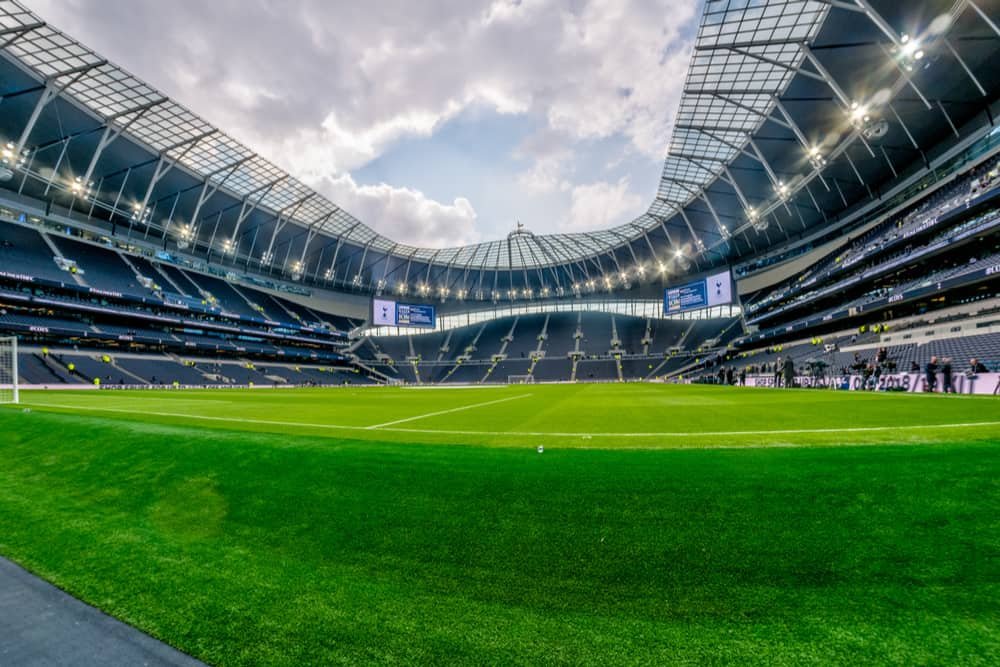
664;269;733;315
372;298;436;328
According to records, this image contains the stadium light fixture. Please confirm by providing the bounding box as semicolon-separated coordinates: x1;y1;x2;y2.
807;146;826;170
176;223;195;249
260;250;274;265
130;203;151;225
70;176;93;198
323;268;334;280
1;141;28;170
897;33;925;71
222;238;236;254
776;181;790;200
849;101;872;129
291;261;304;282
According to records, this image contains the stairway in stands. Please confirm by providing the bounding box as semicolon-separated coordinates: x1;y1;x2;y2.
39;231;89;288
641;319;653;355
481;316;519;383
406;335;422;385
436;330;453;362
31;353;75;384
526;314;550;378
438;323;487;383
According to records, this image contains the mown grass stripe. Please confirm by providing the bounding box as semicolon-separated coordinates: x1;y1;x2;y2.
9;401;1000;442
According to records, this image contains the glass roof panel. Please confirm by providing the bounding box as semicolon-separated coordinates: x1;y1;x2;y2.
0;0;827;270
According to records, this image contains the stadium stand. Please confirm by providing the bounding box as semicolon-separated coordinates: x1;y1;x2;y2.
2;0;1000;391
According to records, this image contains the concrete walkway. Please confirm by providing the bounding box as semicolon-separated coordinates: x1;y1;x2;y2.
0;557;206;666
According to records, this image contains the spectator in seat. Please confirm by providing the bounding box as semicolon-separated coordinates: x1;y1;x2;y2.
910;360;920;373
925;356;938;393
969;358;988;374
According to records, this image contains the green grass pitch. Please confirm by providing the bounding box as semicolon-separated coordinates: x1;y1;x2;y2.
1;384;998;665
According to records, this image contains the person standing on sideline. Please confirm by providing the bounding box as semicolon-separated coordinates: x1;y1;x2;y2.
925;356;939;393
739;367;747;387
783;356;795;388
941;357;954;394
774;357;783;388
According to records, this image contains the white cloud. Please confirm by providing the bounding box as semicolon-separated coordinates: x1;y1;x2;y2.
28;0;699;241
321;174;481;248
562;178;645;232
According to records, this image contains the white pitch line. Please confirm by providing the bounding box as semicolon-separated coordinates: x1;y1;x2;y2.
4;402;1000;440
363;393;533;429
379;421;1000;438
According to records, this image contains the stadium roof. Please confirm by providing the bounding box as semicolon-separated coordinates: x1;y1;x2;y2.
1;0;999;300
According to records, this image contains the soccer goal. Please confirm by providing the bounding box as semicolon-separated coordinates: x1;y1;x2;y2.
0;336;19;404
508;374;535;385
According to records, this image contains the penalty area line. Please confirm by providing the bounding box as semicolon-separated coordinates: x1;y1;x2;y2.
364;393;533;429
5;402;1000;440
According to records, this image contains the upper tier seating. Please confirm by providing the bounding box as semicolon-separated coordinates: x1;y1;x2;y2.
48;235;149;297
0;224;70;283
181;271;262;320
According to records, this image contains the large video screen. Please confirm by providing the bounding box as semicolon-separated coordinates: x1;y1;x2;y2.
372;298;436;328
664;269;733;315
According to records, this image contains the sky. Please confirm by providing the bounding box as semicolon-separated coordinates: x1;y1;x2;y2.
29;0;701;248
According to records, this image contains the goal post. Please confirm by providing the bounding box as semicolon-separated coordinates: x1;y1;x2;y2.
508;374;535;385
0;336;18;404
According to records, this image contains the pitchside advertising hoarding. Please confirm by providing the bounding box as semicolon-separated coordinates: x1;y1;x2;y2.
746;372;1000;395
372;298;436;329
665;269;733;315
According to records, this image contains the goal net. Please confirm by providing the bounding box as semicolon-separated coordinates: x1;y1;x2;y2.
0;336;18;404
508;374;535;385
